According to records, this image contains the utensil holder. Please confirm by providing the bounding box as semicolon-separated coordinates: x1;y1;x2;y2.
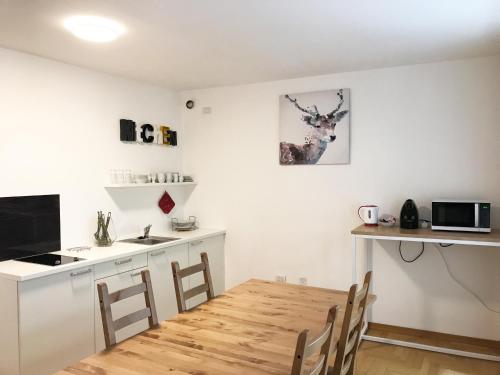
94;211;115;247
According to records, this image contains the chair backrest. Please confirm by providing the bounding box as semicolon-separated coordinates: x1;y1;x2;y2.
291;305;338;375
171;252;215;313
331;271;372;375
97;269;159;349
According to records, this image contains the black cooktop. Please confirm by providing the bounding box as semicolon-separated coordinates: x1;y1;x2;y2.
17;254;85;266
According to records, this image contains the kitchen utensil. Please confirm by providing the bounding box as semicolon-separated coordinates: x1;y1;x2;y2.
379;214;396;227
94;211;101;240
358;205;379;226
134;174;148;183
171;216;198;231
104;212;111;233
66;246;91;252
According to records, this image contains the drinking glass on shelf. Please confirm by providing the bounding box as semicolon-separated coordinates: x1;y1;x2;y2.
115;170;125;184
124;170;132;184
157;172;165;183
109;169;117;184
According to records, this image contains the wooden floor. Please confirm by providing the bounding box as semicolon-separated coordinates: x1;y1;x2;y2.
357;327;500;375
368;323;500;357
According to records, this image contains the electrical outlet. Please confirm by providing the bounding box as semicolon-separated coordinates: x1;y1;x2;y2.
299;277;307;286
276;275;287;283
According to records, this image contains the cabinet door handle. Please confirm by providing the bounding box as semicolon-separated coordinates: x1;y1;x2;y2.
150;250;166;257
115;258;133;266
130;271;142;277
190;240;204;246
70;269;92;277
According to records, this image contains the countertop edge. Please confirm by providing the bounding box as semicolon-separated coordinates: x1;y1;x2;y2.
0;228;226;282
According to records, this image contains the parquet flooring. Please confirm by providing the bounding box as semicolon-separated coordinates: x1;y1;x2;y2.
356;328;500;375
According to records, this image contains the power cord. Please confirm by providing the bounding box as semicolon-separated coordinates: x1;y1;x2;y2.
439;243;453;248
435;244;500;314
398;241;425;263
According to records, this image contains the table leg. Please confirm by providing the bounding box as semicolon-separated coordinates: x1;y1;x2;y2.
358;238;373;343
365;238;373;323
357;238;500;362
351;235;357;284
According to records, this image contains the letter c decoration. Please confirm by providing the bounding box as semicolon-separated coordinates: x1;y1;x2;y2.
140;124;154;143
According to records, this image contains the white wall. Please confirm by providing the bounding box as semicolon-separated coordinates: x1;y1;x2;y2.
181;56;500;340
2;47;499;340
0;48;185;247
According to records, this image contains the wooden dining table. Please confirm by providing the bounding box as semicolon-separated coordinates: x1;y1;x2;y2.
56;279;376;375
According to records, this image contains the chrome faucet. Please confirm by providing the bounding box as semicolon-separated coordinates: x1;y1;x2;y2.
143;224;152;239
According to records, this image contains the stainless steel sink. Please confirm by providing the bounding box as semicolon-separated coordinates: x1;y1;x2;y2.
119;236;180;245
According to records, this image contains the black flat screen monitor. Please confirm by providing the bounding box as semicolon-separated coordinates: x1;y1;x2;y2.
0;194;60;261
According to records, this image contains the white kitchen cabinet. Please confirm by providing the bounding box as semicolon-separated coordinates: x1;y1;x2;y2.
148;244;189;321
94;267;150;352
0;277;20;375
94;253;147;280
187;234;225;308
18;266;95;375
0;230;225;375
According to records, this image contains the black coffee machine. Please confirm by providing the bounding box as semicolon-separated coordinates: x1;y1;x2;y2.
400;199;419;229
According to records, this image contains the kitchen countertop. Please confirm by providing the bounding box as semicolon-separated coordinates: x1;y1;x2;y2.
0;228;225;282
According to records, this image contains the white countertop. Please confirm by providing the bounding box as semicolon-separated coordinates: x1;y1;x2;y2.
0;228;225;282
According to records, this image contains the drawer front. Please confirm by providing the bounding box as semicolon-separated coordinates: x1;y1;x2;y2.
94;253;148;280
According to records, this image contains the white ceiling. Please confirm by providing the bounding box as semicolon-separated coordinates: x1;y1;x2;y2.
0;0;499;90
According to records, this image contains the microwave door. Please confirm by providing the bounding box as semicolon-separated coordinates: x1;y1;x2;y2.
433;203;476;229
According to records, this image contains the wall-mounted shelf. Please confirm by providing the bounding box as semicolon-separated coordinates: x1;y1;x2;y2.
105;182;197;189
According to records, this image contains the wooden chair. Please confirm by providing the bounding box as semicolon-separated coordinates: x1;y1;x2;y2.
329;271;372;375
171;252;214;313
291;305;338;375
97;269;159;349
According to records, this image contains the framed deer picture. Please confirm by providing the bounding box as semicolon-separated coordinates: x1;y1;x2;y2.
279;88;350;165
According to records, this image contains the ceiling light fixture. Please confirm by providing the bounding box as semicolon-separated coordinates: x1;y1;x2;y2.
63;15;125;43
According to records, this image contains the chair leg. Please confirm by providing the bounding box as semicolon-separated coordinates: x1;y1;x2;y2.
347;356;356;375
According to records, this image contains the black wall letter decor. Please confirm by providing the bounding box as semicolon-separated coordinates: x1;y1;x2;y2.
140;124;155;143
168;130;178;146
120;119;136;141
120;119;177;146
